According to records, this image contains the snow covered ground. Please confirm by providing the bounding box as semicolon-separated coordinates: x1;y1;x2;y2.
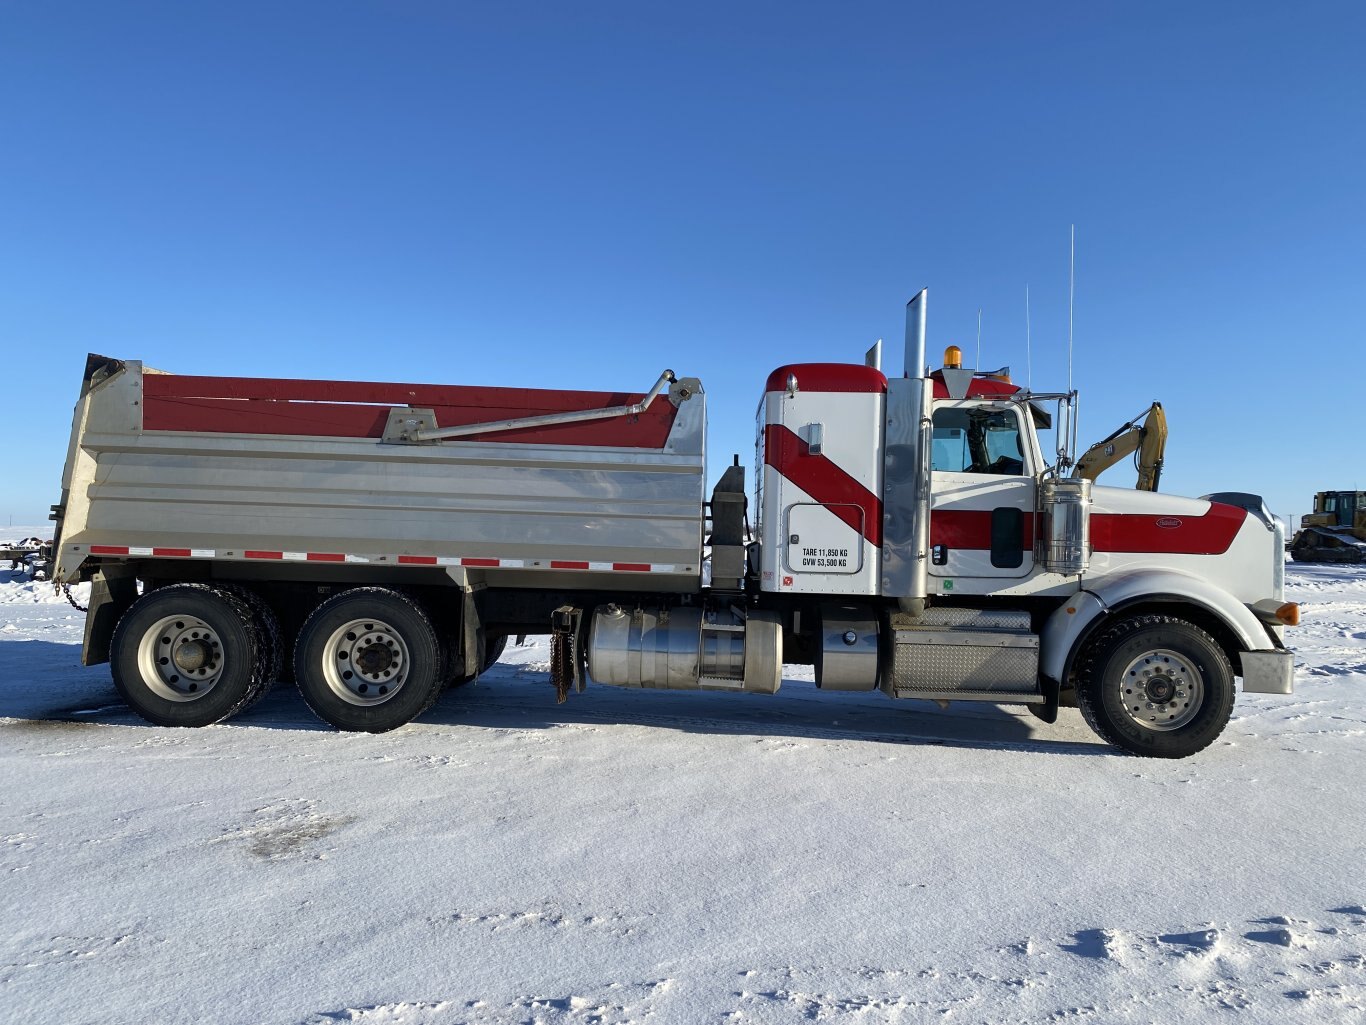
2;543;1363;1024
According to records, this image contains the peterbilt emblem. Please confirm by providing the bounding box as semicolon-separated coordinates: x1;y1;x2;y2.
1156;517;1182;528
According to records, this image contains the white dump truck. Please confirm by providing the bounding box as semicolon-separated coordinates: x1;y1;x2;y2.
52;291;1297;757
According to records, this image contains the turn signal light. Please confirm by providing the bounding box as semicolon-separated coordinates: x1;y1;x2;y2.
944;345;962;369
1275;603;1300;626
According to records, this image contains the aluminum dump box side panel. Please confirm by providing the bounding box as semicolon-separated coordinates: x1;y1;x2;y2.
57;363;706;591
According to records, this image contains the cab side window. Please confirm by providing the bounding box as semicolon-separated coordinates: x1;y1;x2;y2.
931;407;1026;475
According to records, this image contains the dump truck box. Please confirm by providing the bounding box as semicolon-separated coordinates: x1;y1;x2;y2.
55;358;706;593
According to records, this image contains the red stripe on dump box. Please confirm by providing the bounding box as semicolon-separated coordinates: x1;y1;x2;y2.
152;547;192;558
90;545;130;555
613;562;651;572
397;555;438;565
306;552;345;562
550;560;591;570
141;373;680;448
244;550;283;560
460;558;500;567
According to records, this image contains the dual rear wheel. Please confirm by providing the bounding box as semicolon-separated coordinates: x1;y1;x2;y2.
111;584;272;728
112;585;486;733
293;588;445;733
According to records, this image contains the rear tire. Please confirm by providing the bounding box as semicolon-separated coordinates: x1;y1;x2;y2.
293;588;443;733
110;584;260;727
217;583;282;708
1075;614;1234;758
448;632;508;689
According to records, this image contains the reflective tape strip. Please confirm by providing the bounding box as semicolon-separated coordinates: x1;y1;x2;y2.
82;546;688;573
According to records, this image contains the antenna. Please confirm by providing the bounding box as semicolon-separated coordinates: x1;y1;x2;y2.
1025;285;1032;390
976;307;982;370
1068;224;1075;397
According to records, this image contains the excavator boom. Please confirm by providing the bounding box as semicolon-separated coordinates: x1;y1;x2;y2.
1073;402;1167;492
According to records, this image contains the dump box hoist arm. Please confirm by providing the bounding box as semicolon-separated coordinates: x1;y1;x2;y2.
1073;401;1167;492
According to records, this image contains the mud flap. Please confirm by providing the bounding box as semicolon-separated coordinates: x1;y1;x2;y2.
1029;675;1061;725
81;566;139;666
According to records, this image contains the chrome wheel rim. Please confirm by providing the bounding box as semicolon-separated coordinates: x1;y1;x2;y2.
137;614;226;702
322;618;409;706
1118;648;1204;731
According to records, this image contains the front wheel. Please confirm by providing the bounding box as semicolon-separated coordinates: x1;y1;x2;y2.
1075;615;1234;758
294;588;444;733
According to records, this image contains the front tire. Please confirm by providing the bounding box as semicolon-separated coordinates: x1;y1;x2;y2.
1075;615;1234;758
294;588;444;733
110;584;260;727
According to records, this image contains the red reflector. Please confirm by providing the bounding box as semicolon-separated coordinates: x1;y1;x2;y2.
550;560;590;570
152;548;192;558
613;563;651;572
90;545;129;556
460;558;499;567
244;550;283;560
397;555;438;565
307;553;345;563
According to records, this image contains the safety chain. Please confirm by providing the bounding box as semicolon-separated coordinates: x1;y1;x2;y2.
61;582;88;613
548;605;585;703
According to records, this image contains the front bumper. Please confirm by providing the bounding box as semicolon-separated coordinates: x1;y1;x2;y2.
1241;649;1294;695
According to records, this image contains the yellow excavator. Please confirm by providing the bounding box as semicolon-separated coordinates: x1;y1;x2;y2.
1072;402;1167;491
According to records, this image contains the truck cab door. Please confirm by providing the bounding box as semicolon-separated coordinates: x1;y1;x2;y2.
928;401;1036;590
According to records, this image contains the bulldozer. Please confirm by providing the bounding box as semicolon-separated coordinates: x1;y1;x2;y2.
1290;491;1366;563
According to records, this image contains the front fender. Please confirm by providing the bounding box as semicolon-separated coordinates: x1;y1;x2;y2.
1040;568;1273;684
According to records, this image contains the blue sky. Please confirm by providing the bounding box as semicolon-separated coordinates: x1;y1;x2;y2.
2;2;1361;528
